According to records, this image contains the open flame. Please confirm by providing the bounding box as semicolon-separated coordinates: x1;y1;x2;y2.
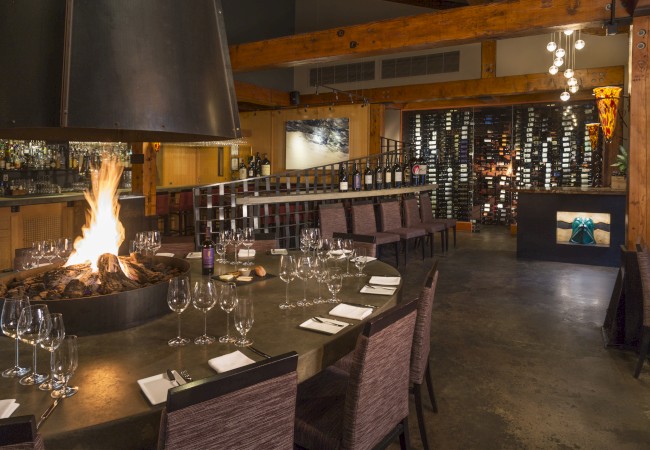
65;156;131;276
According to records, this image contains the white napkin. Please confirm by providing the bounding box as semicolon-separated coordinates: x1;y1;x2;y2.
368;276;401;286
329;304;374;320
156;252;175;257
0;399;19;419
208;351;256;373
137;375;176;405
352;256;377;263
360;285;397;296
186;252;202;259
238;249;256;258
270;248;288;255
299;317;349;335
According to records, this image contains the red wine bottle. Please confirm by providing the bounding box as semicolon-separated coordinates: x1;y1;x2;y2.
202;235;215;275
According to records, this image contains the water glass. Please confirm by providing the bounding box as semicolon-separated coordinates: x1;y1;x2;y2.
17;304;50;386
38;313;66;391
234;296;254;347
1;296;30;378
326;269;343;304
219;282;238;343
51;335;79;399
193;280;217;345
278;255;296;309
167;276;191;347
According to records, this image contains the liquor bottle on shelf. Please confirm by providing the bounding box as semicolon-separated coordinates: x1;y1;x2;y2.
247;156;255;178
238;159;247;180
374;156;384;190
384;153;393;189
201;233;215;275
338;164;349;192
393;154;403;188
255;152;262;176
261;153;271;176
364;159;373;191
352;162;361;191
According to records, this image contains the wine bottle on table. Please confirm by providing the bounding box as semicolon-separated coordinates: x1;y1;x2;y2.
364;160;373;191
202;234;215;275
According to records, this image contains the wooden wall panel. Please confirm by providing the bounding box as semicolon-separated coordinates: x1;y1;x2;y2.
159;145;197;187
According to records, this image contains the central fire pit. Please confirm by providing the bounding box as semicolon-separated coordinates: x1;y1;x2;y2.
0;255;190;336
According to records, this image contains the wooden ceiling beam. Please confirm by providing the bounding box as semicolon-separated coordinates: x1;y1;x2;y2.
299;65;624;106
234;81;291;107
230;0;625;72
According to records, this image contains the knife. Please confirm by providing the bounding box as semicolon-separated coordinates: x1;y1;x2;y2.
313;317;346;327
36;399;60;430
248;346;272;359
167;369;186;386
342;301;377;309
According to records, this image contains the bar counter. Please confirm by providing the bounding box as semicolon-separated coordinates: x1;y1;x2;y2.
0;252;401;449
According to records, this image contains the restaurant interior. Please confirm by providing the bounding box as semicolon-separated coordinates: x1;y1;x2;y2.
1;0;650;449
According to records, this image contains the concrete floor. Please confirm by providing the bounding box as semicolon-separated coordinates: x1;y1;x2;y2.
393;226;650;449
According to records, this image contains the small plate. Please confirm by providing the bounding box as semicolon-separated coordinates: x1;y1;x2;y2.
137;373;175;405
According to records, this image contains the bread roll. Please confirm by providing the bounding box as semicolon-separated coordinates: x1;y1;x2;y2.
254;265;266;277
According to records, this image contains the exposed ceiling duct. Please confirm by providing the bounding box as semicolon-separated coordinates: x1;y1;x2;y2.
0;0;241;143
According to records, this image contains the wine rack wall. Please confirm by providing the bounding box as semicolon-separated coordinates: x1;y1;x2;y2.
403;101;601;225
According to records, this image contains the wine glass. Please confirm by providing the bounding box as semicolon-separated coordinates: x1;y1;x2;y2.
51;335;78;398
167;276;191;347
56;237;73;260
135;232;147;255
215;239;227;264
42;240;57;265
312;257;327;304
300;229;310;255
241;227;255;266
219;282;238;343
233;229;243;267
296;256;314;307
38;313;65;391
309;228;321;257
1;296;30;378
17;304;50;386
193;280;217;345
326;269;343;304
342;239;355;277
148;230;162;256
31;241;44;267
278;255;296;309
354;247;368;277
234;296;254;347
221;230;233;264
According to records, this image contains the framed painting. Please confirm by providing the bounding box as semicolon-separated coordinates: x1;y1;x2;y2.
285;118;349;170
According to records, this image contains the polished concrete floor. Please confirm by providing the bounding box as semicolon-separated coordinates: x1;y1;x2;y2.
392;226;650;450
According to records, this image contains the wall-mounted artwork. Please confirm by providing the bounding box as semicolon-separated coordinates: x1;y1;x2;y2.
556;211;611;247
285;118;349;170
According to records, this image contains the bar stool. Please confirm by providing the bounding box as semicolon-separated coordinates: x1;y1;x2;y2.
170;190;194;236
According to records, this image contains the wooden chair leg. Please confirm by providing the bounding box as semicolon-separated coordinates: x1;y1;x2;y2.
425;360;438;413
413;383;431;450
452;226;457;248
445;228;449;252
398;416;411;450
404;239;408;265
421;236;426;260
634;327;650;378
395;241;401;268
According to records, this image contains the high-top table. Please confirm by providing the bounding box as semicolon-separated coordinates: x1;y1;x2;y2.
0;252;401;449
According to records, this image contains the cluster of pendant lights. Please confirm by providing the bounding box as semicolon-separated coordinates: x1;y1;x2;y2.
547;30;585;101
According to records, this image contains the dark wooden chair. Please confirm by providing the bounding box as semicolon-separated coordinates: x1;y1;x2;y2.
634;245;650;378
169;190;194;236
156;192;171;236
378;199;426;265
350;201;401;267
403;196;446;257
0;415;45;450
319;202;378;257
294;300;418;450
158;352;298;450
420;192;457;250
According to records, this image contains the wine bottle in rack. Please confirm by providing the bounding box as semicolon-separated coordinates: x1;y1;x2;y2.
374;156;384;190
352;162;361;191
419;151;428;185
364;159;373;191
338;164;349;192
393;153;403;188
384;153;393;188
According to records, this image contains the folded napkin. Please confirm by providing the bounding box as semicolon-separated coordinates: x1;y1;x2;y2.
208;351;256;373
186;252;202;259
0;399;19;419
238;249;256;258
329;304;373;320
137;374;176;405
368;276;401;286
156;252;175;257
352;256;377;263
299;317;349;335
360;285;397;296
270;248;288;255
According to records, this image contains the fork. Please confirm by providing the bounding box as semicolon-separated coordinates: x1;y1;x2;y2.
179;369;193;382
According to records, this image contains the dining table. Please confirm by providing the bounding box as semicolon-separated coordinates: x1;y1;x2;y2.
0;250;402;449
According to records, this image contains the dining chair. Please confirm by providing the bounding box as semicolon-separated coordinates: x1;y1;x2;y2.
294;300;418;450
156;192;171;236
378;199;426;265
350;201;401;267
419;192;457;250
410;260;440;450
158;352;298;450
249;231;280;252
319;202;378;257
634;245;650;378
0;415;45;450
403;197;446;257
169;190;194;236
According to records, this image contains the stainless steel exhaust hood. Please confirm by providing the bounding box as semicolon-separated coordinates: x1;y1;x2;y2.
0;0;241;142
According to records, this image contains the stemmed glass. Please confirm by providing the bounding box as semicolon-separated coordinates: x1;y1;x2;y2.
299;229;310;255
233;229;243;267
32;241;44;267
312;257;327;304
51;335;78;398
342;239;355;277
240;227;255;266
56;237;73;260
215;238;227;264
354;247;368;277
326;269;343;304
135;232;147;255
167;276;191;347
296;256;314;307
234;296;254;347
278;255;296;309
17;304;50;386
38;313;65;391
1;296;30;378
192;280;217;345
309;228;321;257
42;240;57;265
148;230;162;256
218;282;238;343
